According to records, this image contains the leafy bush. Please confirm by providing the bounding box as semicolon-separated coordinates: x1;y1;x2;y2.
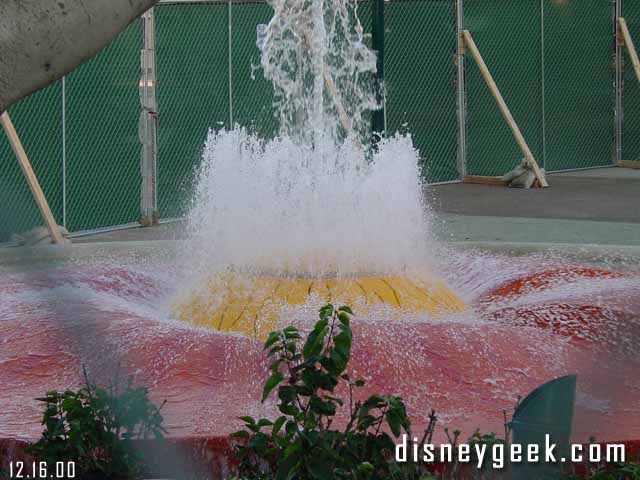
27;370;166;480
564;463;640;480
564;446;640;480
589;463;640;480
232;304;426;480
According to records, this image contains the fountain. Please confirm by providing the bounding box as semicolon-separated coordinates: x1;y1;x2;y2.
172;0;466;337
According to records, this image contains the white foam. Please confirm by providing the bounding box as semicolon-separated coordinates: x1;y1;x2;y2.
186;129;433;277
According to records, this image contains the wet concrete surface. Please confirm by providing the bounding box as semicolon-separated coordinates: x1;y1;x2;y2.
67;167;640;246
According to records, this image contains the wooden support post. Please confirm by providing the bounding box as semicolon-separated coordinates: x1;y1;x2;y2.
300;30;352;134
617;18;640;169
618;160;640;169
461;30;548;188
323;72;352;133
619;18;640;84
1;111;65;244
463;175;509;186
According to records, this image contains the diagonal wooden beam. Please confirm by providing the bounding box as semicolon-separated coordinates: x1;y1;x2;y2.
618;160;640;169
619;17;640;84
461;30;548;188
300;30;352;133
1;111;65;244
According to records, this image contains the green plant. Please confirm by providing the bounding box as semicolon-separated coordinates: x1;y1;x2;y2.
232;304;420;480
564;462;640;480
564;452;640;480
27;369;166;480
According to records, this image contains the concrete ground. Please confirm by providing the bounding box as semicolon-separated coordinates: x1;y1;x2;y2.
430;167;640;222
429;166;640;245
70;166;640;246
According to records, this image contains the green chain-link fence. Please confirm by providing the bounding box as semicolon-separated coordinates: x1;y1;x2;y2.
543;0;615;171
65;19;141;232
156;3;230;219
622;1;640;162
386;0;459;183
154;1;276;220
464;0;615;176
231;2;277;138
464;0;544;176
0;84;63;242
0;20;141;242
1;0;634;243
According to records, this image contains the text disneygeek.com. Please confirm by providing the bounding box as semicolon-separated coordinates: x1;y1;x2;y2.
395;434;626;468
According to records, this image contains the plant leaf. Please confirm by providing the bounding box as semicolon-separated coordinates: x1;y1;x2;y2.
337;312;350;326
264;331;281;349
262;371;284;402
302;320;328;360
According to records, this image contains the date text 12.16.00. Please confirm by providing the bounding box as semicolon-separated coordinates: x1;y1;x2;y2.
9;461;76;479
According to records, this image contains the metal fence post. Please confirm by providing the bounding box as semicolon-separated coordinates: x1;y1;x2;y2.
62;75;67;229
371;0;385;138
540;0;547;170
456;0;467;179
140;8;159;226
228;0;234;128
615;0;624;165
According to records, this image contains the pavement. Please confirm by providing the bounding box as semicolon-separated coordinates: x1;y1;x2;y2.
430;167;640;222
429;166;640;245
62;166;639;247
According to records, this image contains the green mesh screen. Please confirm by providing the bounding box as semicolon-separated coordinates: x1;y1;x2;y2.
231;1;277;137
385;0;458;183
0;84;63;242
622;2;640;162
464;0;544;176
65;20;141;231
543;0;614;171
156;3;230;219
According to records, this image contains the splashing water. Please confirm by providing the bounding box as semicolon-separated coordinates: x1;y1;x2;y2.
257;0;378;143
187;131;431;276
186;0;431;278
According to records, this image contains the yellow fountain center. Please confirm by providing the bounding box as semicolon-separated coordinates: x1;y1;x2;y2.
173;271;467;339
